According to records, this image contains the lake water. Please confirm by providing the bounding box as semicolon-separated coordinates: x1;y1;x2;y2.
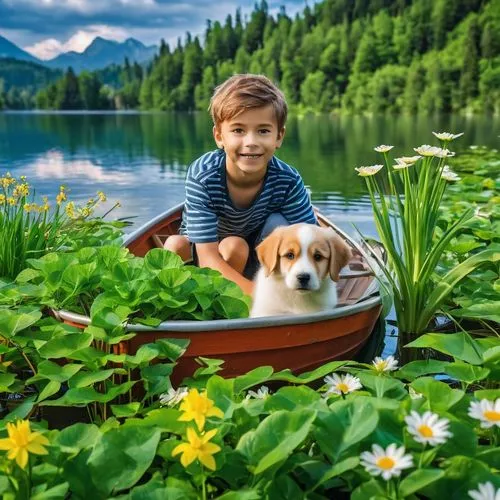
2;111;499;356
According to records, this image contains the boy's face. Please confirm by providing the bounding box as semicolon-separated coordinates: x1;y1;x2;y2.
213;104;285;180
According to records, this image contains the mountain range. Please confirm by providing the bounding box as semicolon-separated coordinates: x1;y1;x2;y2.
0;34;158;72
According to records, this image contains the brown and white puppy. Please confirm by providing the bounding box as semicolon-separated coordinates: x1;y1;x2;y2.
250;223;352;317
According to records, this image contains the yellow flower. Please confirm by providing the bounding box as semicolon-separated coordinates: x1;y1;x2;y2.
7;197;17;206
13;183;29;198
65;201;76;218
0;194;5;204
97;191;107;202
1;173;15;189
0;420;49;469
172;427;221;470
56;191;67;205
178;388;224;431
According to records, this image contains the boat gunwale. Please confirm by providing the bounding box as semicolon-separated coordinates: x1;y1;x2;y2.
55;295;381;332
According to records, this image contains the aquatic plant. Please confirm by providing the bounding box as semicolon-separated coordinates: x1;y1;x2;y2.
356;134;500;359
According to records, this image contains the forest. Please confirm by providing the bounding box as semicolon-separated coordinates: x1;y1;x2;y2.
2;0;500;114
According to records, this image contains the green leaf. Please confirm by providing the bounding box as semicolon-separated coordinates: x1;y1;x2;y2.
451;301;500;323
56;423;101;454
234;366;274;394
351;479;386;500
88;426;161;495
37;380;61;403
68;369;115;389
312;456;359;489
406;332;485;365
410;377;464;411
0;308;41;338
0;373;17;392
400;469;445;497
207;375;234;414
110;403;141;418
30;482;69;500
41;381;136;406
269;361;348;384
396;359;450;381
144;248;184;271
444;361;490;384
315;398;379;461
236;409;316;475
153;338;190;362
217;490;261;500
38;333;93;359
355;371;407;399
28;360;83;383
141;364;174;397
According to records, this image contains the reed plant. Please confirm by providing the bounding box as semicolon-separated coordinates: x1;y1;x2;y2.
0;172;108;279
356;134;500;358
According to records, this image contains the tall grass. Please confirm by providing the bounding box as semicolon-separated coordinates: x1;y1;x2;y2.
0;173;107;279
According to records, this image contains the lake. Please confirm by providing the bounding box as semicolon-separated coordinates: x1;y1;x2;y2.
1;112;498;355
2;112;499;238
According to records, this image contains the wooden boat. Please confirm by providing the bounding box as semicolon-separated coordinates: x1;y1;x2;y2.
57;204;384;383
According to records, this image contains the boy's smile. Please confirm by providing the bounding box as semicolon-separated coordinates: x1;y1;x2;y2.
213;105;285;184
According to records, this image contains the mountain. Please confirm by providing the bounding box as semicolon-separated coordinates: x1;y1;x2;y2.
46;37;158;72
0;35;41;64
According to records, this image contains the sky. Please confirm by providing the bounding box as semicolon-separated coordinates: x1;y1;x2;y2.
0;0;312;60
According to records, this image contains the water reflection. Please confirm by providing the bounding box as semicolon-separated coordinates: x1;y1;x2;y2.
1;112;498;227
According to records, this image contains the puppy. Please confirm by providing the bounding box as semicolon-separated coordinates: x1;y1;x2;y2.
250;223;352;317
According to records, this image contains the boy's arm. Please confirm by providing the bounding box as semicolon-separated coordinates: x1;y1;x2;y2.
196;242;254;296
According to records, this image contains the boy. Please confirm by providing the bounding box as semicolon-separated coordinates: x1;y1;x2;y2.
165;74;317;295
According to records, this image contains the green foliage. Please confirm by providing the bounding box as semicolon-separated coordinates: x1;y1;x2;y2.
358;136;499;343
0;325;498;498
0;174;115;280
18;0;500;114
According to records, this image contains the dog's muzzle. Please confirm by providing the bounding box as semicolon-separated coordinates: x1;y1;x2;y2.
296;272;311;290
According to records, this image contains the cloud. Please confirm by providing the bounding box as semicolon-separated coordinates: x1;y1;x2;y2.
1;0;312;56
24;25;129;60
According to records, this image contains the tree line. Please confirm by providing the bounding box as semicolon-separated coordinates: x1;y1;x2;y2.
8;0;500;114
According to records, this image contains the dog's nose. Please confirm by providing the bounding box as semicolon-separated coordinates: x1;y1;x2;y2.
297;273;311;287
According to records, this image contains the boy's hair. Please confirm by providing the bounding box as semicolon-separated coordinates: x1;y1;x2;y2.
209;74;288;132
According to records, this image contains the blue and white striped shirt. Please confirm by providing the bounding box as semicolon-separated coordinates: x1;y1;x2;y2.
180;149;317;243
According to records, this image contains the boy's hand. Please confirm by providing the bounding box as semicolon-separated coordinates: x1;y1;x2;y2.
196;242;254;295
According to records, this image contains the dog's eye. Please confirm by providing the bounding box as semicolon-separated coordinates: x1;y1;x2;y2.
284;252;295;260
313;253;323;262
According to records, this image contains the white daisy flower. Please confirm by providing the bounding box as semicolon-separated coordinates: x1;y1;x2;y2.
372;355;398;372
374;145;394;153
355;165;384;177
441;165;461;182
432;131;464;142
159;386;189;407
413;145;454;158
470;145;478;150
324;373;362;396
468;482;500;500
468;399;500;428
360;443;414;481
404;411;452;446
246;385;270;400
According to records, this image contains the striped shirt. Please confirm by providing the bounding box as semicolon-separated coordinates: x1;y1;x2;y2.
180;149;317;243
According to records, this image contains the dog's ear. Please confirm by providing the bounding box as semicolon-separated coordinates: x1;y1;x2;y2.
326;229;352;282
256;228;283;277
